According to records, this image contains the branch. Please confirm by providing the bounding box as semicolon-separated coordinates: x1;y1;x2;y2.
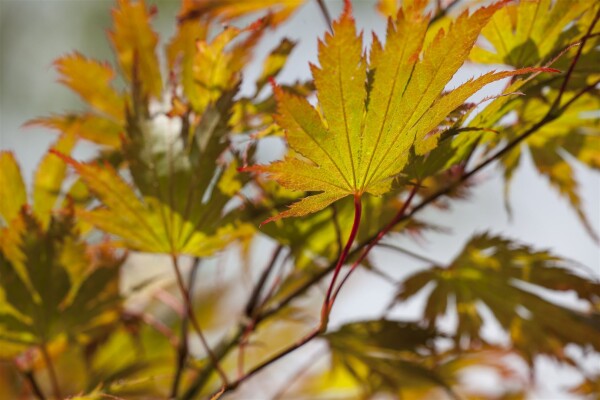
21;370;45;400
430;0;461;25
552;7;600;110
170;257;201;398
40;342;61;400
271;349;326;400
321;194;362;326
170;255;229;388
376;242;442;265
210;327;322;399
330;184;419;307
315;0;333;32
245;245;284;317
556;77;600;113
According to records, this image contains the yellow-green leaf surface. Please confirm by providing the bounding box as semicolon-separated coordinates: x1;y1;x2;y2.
33;133;77;225
55;153;240;257
394;233;600;364
256;38;296;93
252;0;553;221
0;152;26;225
190;27;243;113
471;0;594;66
29;113;123;147
0;206;123;347
109;0;162;99
54;52;125;120
166;11;208;111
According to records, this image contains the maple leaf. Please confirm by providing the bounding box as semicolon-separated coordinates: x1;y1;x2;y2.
291;334;530;400
248;0;556;222
393;233;600;365
470;0;595;67
0;205;123;353
501;91;600;239
110;0;162;99
0;134;76;229
53;52;126;120
323;320;455;397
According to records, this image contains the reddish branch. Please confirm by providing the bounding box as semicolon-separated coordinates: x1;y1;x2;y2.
321;194;362;326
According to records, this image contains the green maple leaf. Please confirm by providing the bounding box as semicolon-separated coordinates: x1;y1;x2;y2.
0;205;123;351
323;320;455;398
249;0;556;222
394;233;600;365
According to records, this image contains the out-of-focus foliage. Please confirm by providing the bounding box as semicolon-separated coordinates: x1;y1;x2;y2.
468;0;600;237
394;233;600;365
0;150;125;395
1;0;599;399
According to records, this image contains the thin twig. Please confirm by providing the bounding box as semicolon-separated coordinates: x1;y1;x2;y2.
210;327;322;399
271;349;326;400
556;77;600;113
431;0;461;25
321;195;362;326
170;255;229;387
552;7;600;110
170;257;201;398
330;203;343;260
315;0;333;32
330;184;419;307
181;329;243;399
377;242;442;265
22;370;45;400
245;245;284;317
39;342;61;400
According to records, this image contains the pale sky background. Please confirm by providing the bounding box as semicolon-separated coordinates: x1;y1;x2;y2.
1;1;599;399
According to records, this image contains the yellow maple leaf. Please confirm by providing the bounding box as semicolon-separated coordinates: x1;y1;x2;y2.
249;0;556;222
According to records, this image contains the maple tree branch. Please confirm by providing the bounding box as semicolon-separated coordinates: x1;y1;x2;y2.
331;203;344;259
170;255;229;388
557;77;600;113
376;242;441;265
271;348;326;400
170;257;200;398
330;185;419;307
39;342;61;400
21;370;45;400
209;327;322;399
181;328;243;399
315;0;333;32
552;7;600;110
245;245;284;317
321;194;362;326
431;0;461;25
